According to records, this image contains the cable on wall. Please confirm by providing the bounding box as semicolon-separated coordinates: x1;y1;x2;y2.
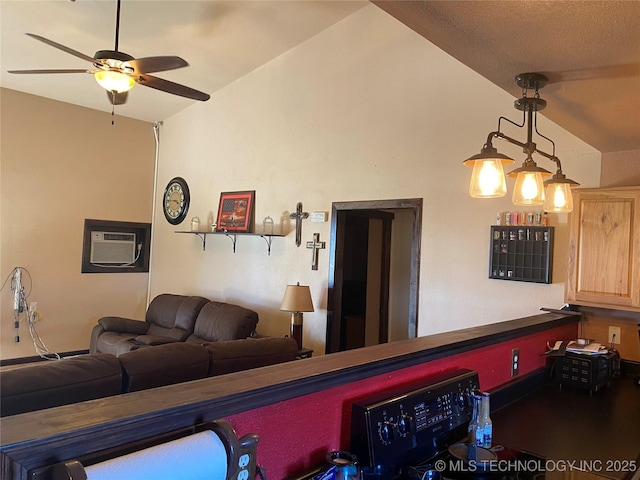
1;266;60;360
146;121;162;308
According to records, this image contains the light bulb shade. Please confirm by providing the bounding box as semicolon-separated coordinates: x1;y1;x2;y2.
280;284;314;312
463;146;513;199
468;159;507;198
94;70;135;93
543;183;574;212
543;173;579;212
512;171;546;206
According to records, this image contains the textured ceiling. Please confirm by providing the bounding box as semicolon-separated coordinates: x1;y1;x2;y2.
373;0;640;153
0;1;368;123
1;1;639;153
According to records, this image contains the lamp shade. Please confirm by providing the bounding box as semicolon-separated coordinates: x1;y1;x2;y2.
280;283;314;312
543;172;579;212
507;158;552;207
468;159;508;198
464;146;514;198
511;171;546;206
94;70;135;93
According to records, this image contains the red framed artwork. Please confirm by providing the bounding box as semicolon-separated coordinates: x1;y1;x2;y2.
216;191;255;232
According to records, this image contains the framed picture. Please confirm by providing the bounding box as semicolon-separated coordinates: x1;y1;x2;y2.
216;190;255;232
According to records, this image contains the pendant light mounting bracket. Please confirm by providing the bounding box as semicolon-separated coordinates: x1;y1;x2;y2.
515;72;547;90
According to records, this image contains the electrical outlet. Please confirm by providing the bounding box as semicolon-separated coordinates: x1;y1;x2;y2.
511;348;519;377
608;326;621;344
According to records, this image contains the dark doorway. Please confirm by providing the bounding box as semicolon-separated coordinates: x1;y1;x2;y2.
326;199;422;354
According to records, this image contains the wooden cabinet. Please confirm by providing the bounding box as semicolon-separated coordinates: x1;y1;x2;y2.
566;186;640;311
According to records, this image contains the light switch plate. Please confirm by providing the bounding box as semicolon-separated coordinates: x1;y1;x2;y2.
511;348;519;377
311;211;328;222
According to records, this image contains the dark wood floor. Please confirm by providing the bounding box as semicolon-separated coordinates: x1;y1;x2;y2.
493;374;640;480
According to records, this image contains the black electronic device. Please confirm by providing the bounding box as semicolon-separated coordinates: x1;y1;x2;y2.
554;350;619;393
350;369;479;473
348;369;545;480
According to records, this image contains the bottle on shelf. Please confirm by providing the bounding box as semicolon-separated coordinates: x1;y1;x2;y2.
468;391;482;456
542;212;549;226
262;216;274;235
479;391;493;448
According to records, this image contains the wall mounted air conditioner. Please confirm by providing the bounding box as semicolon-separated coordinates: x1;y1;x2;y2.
90;231;136;264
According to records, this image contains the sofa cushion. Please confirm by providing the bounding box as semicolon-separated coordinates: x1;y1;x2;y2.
187;301;258;343
145;294;209;341
0;354;122;417
133;335;179;346
204;337;298;376
118;342;210;393
95;332;141;356
98;317;150;334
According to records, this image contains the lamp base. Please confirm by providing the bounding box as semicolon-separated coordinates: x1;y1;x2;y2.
290;312;303;350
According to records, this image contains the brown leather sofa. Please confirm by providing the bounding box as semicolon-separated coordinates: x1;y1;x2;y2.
0;353;123;417
90;294;259;356
4;294;297;416
1;336;298;416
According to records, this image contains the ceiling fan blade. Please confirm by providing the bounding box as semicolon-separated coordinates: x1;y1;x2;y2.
127;56;189;74
25;33;97;64
8;69;90;74
138;74;210;101
107;91;128;105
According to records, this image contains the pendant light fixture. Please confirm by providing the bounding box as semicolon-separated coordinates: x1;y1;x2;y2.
464;73;579;212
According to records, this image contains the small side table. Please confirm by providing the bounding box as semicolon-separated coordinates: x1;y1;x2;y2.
297;348;313;359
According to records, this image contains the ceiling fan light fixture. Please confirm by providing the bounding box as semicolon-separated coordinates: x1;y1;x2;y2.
94;70;135;93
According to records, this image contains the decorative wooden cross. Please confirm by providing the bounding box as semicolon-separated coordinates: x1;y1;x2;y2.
306;233;326;270
289;202;309;247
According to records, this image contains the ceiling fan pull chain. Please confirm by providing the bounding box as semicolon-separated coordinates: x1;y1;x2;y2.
111;92;116;125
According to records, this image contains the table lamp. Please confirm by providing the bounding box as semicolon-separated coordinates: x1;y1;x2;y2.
280;282;314;350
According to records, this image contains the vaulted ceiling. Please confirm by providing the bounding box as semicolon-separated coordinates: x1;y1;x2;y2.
2;1;639;153
374;0;640;153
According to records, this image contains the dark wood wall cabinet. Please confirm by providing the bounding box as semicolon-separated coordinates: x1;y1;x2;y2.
489;225;554;284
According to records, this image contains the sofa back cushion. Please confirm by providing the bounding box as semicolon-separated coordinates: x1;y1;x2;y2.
187;301;258;343
0;354;122;417
145;294;209;341
119;342;210;393
205;337;298;376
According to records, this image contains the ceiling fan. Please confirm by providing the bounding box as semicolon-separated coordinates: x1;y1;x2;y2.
8;0;210;107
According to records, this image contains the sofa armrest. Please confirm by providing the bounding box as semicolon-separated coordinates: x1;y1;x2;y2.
98;317;149;334
133;335;178;346
89;324;104;354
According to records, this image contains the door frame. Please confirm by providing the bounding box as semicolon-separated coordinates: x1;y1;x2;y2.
326;198;423;353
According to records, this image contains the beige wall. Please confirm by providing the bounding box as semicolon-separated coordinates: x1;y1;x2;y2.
600;150;640;187
149;6;602;354
0;88;155;359
4;5;617;360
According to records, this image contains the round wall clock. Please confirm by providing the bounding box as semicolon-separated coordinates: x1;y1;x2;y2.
163;177;190;225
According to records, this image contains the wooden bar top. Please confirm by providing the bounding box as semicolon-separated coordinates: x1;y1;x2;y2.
1;312;575;448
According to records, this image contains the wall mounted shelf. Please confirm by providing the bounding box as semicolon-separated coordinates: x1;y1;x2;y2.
489;225;554;284
176;231;283;255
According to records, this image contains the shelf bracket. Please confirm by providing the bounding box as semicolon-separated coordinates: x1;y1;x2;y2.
260;235;273;255
223;231;237;253
194;233;207;251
